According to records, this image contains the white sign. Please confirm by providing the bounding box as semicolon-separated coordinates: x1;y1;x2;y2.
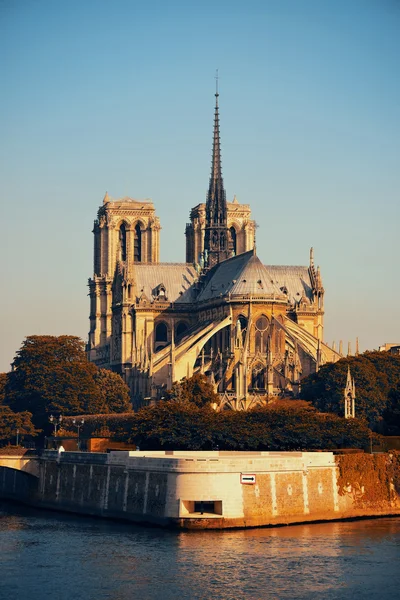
241;473;256;485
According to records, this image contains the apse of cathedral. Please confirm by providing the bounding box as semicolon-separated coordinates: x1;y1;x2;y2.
87;89;340;409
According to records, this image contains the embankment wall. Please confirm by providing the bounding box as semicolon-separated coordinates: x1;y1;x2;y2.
16;450;399;529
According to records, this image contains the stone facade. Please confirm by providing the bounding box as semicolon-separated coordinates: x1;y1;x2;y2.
87;93;341;407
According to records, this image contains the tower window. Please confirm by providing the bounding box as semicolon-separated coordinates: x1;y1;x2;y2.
134;224;142;262
229;227;237;255
119;224;127;262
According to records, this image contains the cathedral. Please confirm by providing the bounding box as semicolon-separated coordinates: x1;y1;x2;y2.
87;89;340;409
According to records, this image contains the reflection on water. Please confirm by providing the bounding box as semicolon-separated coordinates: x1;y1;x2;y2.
0;501;399;600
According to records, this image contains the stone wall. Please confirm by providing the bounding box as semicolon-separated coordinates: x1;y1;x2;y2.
31;450;400;529
0;466;39;502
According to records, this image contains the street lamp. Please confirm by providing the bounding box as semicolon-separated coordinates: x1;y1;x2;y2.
72;418;85;450
49;414;63;436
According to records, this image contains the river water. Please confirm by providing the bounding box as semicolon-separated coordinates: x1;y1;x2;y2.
0;501;399;600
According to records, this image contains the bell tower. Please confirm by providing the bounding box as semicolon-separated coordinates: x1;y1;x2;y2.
87;194;160;371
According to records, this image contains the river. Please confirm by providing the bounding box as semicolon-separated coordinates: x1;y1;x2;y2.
0;501;399;600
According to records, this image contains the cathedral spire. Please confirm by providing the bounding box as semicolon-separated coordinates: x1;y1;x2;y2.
204;73;230;268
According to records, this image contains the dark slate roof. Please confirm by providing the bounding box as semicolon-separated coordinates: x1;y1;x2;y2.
267;265;313;304
196;250;285;302
134;263;198;303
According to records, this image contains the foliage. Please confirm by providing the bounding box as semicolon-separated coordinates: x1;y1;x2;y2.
0;406;39;447
94;369;132;413
300;352;400;426
62;413;137;438
112;402;372;451
0;373;7;405
3;336;132;431
336;451;400;507
165;373;219;407
383;383;400;432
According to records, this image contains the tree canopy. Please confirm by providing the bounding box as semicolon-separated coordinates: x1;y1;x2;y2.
0;405;38;446
3;336;132;430
300;351;400;429
113;401;372;451
165;373;219;407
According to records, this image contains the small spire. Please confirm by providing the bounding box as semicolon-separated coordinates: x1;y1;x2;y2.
344;366;356;419
355;337;359;356
310;247;314;266
103;191;110;204
348;341;352;356
232;194;238;204
332;341;336;351
339;340;343;356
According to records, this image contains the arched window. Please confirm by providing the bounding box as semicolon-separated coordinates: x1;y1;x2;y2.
251;363;266;389
119;224;127;261
134;224;142;262
154;321;168;351
236;315;248;346
255;315;269;353
176;321;188;339
155;322;168;342
229;227;237;256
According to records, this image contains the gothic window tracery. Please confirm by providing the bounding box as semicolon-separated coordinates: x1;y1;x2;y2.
236;315;247;347
255;315;269;353
251;363;266;390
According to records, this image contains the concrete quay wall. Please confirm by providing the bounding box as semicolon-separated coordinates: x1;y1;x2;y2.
31;450;400;529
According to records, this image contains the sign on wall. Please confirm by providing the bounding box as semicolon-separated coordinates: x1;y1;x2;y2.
240;473;256;485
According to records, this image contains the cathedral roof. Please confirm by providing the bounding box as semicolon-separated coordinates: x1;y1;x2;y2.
196;250;286;302
266;265;313;304
134;263;198;304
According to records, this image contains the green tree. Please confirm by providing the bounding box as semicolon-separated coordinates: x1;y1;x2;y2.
300;353;399;423
0;373;7;405
127;401;214;450
0;406;39;446
6;336;103;427
120;401;371;451
166;373;219;407
94;368;132;413
4;336;132;430
383;383;400;433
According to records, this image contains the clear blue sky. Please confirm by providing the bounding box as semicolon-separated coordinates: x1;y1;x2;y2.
1;0;399;371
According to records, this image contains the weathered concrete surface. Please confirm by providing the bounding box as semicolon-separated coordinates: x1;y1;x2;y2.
6;450;395;529
0;455;40;477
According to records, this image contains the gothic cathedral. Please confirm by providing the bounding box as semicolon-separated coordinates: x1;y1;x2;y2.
87;90;340;409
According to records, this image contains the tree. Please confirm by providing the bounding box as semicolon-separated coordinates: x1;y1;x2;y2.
4;336;132;430
165;373;219;407
94;369;132;413
0;373;7;405
300;352;400;424
0;406;39;446
119;401;371;451
126;401;215;450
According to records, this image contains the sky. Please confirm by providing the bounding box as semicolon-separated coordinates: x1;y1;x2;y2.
1;0;399;372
